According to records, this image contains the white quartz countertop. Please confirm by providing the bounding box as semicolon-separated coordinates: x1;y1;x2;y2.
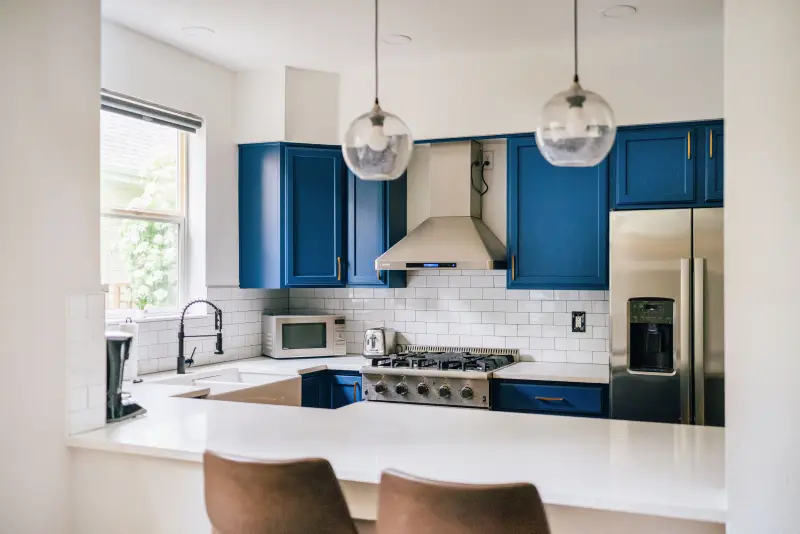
493;362;610;384
68;382;725;523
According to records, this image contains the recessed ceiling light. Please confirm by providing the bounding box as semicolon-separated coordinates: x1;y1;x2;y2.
600;5;637;18
182;26;215;38
381;34;412;46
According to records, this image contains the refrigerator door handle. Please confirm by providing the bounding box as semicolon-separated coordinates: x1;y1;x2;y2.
694;257;706;425
680;258;692;424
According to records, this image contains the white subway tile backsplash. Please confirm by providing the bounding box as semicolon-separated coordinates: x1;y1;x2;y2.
470;300;493;312
448;276;470;288
494;324;518;337
459;288;483;299
567;351;593;363
553;290;580;301
542;301;567;313
494;300;517;312
481;312;506;324
555;338;580;351
518;300;542;313
275;272;609;369
482;288;506;300
448;300;471;312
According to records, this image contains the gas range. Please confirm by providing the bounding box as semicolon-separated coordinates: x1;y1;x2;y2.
361;345;518;409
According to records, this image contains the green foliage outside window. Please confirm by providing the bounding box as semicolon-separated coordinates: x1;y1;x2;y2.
114;154;180;309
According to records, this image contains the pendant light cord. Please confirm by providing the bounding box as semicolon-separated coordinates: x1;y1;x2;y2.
374;0;379;105
573;0;579;84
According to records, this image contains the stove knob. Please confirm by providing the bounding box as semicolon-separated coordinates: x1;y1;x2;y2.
438;385;452;398
395;383;409;396
374;381;388;394
417;383;430;395
460;386;474;400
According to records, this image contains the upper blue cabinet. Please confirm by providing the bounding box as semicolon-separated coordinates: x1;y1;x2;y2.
612;120;724;210
507;137;609;290
239;143;345;288
347;171;407;288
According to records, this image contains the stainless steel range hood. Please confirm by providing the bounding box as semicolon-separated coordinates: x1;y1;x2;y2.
375;141;507;271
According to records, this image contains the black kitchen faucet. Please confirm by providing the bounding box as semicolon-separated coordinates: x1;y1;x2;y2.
177;299;223;374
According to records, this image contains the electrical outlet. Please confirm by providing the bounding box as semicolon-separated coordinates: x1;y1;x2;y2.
572;311;586;333
482;150;494;170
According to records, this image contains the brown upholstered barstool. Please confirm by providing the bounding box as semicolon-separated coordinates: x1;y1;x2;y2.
203;450;358;534
376;469;551;534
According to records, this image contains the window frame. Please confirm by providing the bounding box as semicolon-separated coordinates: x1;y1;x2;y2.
101;125;189;319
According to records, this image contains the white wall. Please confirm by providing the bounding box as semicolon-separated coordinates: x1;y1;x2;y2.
233;67;287;143
339;29;723;140
102;22;239;286
234;66;341;145
285;67;341;145
725;0;800;532
0;1;100;531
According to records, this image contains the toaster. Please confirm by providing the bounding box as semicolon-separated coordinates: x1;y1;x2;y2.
363;328;396;356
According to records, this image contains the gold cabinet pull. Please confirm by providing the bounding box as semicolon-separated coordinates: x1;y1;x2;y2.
535;396;564;402
687;131;691;160
377;269;381;281
709;130;713;159
337;257;341;281
353;382;358;403
511;255;516;281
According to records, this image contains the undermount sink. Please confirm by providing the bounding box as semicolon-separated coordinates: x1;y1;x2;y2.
153;368;301;406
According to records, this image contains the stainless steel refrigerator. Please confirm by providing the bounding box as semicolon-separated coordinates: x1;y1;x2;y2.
610;208;724;426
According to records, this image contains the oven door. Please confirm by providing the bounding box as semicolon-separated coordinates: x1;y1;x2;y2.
272;317;334;358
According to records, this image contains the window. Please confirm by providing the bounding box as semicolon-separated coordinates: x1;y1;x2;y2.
100;110;188;315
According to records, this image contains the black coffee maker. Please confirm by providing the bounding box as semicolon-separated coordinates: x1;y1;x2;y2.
106;331;147;422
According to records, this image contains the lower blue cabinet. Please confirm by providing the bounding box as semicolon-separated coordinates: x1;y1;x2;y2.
301;370;363;409
492;380;609;418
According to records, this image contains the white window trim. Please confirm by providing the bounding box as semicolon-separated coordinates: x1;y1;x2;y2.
102;130;190;320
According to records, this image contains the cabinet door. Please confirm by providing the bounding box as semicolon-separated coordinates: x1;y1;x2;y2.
329;373;362;409
703;123;724;203
284;147;345;287
614;126;696;207
507;137;609;290
347;172;407;288
301;374;329;408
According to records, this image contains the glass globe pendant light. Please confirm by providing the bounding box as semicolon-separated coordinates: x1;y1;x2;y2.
536;0;616;167
342;0;413;180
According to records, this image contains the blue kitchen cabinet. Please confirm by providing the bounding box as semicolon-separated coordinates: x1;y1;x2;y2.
507;136;609;290
301;371;363;409
611;121;724;210
492;380;609;418
301;371;331;408
328;371;363;409
704;122;724;203
239;143;345;288
347;171;407;288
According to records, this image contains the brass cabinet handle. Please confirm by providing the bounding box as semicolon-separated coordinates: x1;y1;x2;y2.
337;257;341;281
353;382;358;403
687;131;691;160
511;255;516;281
709;130;713;159
535;396;564;402
377;269;381;281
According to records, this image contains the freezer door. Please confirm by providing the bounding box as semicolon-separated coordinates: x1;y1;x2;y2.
610;209;692;423
693;208;724;426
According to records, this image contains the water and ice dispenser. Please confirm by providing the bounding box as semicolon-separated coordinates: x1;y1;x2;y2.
628;298;674;373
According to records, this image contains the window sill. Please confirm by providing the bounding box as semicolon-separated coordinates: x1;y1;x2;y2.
105;311;207;326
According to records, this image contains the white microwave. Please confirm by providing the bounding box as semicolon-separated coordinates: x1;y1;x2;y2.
261;314;347;358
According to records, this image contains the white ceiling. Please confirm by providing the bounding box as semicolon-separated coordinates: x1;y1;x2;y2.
102;0;722;72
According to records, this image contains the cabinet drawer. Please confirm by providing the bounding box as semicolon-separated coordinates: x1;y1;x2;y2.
493;382;604;415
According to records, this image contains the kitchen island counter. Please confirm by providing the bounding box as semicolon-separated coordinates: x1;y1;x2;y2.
68;387;725;527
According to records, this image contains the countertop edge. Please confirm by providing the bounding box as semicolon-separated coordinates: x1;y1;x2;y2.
65;436;724;523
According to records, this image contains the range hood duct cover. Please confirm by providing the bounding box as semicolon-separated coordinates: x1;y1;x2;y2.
376;141;507;271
